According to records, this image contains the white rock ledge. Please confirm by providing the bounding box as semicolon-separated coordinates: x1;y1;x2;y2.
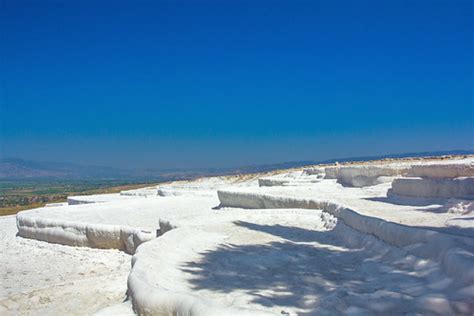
16;214;155;254
128;228;275;316
408;162;474;178
157;186;216;197
258;173;322;187
120;187;158;196
303;167;324;175
390;177;474;199
216;189;474;284
68;193;139;205
336;165;407;187
257;177;288;187
324;166;339;179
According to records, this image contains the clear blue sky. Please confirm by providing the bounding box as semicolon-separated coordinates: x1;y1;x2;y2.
1;0;472;169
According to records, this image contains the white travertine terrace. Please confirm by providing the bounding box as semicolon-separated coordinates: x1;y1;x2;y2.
258;171;322;187
408;160;474;178
391;177;474;199
324;166;339;179
390;158;474;199
15;197;217;254
120;187;158;196
3;156;474;315
157;186;216;197
303;167;324;175
67;193;139;205
336;164;408;187
257;177;289;187
216;189;474;283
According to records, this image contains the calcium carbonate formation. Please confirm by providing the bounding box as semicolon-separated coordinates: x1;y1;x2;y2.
4;156;474;315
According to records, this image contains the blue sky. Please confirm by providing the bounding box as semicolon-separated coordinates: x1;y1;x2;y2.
1;0;472;169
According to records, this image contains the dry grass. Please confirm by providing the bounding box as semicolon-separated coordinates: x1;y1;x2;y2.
0;202;52;216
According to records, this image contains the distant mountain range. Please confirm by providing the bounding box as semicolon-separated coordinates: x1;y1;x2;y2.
1;149;473;181
0;158;134;180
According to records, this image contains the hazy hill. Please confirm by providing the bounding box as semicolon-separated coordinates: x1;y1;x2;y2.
1;149;472;181
0;158;132;180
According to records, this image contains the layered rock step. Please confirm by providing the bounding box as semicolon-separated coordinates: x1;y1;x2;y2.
391;177;474;199
16;196;217;254
390;159;474;199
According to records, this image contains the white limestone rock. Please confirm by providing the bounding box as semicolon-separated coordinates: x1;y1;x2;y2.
408;160;474;178
120;187;158;196
324;166;340;179
390;177;474;199
16;214;155;254
336;165;407;187
68;193;138;205
303;167;325;175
